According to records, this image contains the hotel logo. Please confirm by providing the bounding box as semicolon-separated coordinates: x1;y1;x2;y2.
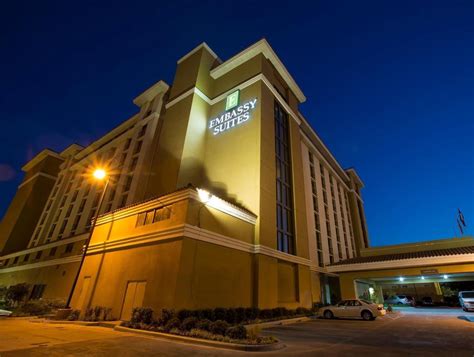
209;90;257;136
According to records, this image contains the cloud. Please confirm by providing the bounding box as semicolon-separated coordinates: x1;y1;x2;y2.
0;164;16;182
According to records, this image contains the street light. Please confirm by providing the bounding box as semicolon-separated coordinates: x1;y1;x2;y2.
65;168;110;309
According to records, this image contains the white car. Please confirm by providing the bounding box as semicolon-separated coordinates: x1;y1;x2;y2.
0;309;12;316
384;295;410;305
320;299;386;321
459;291;474;312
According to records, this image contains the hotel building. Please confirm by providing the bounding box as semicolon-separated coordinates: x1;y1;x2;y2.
0;39;374;319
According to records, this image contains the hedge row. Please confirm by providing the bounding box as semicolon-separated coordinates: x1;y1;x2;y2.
132;306;313;326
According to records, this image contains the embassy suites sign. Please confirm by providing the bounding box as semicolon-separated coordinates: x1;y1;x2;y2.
209;90;257;135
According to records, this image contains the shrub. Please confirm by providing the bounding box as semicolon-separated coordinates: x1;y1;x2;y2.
209;320;229;336
226;325;247;339
198;309;215;321
177;309;193;321
259;309;273;319
196;319;212;331
6;283;30;306
84;307;94;321
180;316;198;331
93;306;104;321
295;307;312;316
131;307;153;324
45;299;66;309
18;300;51;315
235;307;246;323
68;310;80;321
224;308;236;324
245;307;259;321
161;309;176;324
213;308;226;321
164;317;181;332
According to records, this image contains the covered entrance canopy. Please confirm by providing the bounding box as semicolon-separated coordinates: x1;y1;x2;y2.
326;237;474;305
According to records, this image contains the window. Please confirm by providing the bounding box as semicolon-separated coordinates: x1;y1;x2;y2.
2;259;9;267
124;176;133;192
71;215;81;231
308;150;324;267
119;194;128;208
78;199;87;213
30;284;46;300
136;207;171;227
124;138;132;151
138;124;147;137
58;220;68;237
129;157;138;172
65;243;74;253
71;190;79;203
133;140;142;155
47;224;57;238
49;247;57;256
275;101;295;254
13;257;19;264
35;251;42;260
65;205;73;218
24;254;30;262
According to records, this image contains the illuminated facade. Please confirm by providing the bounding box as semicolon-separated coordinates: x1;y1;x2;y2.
0;40;370;319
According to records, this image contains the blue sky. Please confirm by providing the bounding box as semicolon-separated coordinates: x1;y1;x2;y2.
0;0;472;246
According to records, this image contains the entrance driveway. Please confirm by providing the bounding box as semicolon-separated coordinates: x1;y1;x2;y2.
1;310;474;356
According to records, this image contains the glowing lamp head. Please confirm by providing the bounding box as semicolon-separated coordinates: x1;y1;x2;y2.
421;276;425;280
93;169;107;180
368;287;375;295
399;277;405;282
443;274;448;279
197;188;211;203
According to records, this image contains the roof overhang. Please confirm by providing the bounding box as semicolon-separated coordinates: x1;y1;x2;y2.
327;253;474;273
21;149;63;172
210;39;306;103
133;80;169;107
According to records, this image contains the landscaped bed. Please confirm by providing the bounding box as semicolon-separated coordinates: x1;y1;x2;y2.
121;307;314;346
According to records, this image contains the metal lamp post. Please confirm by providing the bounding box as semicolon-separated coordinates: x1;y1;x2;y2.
65;168;109;309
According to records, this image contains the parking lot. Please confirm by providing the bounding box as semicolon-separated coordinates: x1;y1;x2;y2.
1;309;474;356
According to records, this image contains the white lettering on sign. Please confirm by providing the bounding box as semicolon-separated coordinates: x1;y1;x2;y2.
209;98;257;135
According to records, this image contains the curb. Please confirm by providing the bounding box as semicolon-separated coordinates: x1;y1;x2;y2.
41;320;122;328
246;316;311;330
114;325;285;352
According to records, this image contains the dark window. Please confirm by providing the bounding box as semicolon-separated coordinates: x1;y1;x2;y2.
133;141;142;155
2;259;9;267
129;157;138;172
124;176;133;192
124;138;132;151
78;199;87;213
65;205;73;218
35;251;42;260
13;256;19;264
59;220;68;236
138;124;148;137
274;101;295;254
65;243;74;253
49;247;57;256
24;254;30;262
72;215;81;231
30;284;46;300
71;190;79;203
48;223;57;238
119;194;128;208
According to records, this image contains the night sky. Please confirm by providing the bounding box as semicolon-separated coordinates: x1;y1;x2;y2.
1;1;473;247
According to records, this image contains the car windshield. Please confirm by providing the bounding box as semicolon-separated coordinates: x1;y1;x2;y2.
461;292;474;298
